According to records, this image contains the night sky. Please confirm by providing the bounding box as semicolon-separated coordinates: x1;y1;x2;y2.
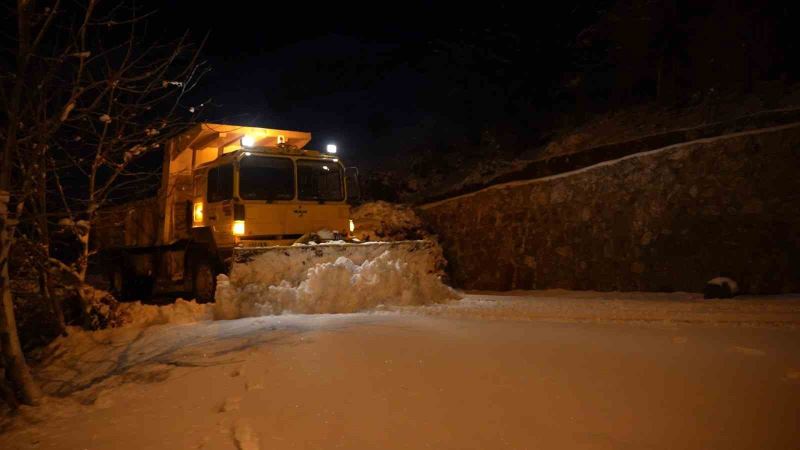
155;1;601;166
151;1;800;170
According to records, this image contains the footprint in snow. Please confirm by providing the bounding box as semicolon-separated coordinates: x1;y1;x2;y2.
219;396;241;412
245;379;264;391
233;421;260;450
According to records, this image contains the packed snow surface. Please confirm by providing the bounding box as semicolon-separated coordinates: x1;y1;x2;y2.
215;241;456;319
3;290;799;449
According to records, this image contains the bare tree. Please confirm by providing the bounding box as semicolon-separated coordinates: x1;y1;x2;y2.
0;0;56;408
1;0;206;406
46;9;206;317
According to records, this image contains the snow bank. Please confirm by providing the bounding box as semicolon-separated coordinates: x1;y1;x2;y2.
118;299;213;327
215;241;459;319
350;201;429;241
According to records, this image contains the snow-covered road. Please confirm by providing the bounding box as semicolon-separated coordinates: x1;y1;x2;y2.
2;291;800;449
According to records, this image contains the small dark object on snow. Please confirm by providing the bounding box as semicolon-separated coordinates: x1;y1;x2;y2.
704;277;739;299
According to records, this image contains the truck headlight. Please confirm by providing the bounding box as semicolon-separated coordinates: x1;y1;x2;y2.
349;219;355;233
232;220;245;236
193;202;204;224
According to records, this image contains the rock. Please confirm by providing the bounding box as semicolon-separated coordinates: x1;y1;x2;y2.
555;246;572;257
703;277;739;299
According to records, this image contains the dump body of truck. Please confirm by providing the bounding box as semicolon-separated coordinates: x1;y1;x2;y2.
93;123;359;300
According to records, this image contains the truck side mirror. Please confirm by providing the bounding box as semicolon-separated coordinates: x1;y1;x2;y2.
345;167;361;203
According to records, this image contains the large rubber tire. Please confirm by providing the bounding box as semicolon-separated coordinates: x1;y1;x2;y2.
193;261;216;303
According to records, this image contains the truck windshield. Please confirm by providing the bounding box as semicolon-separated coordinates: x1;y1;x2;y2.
239;156;294;201
297;159;344;202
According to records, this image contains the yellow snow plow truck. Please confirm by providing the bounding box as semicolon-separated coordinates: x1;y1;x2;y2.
93;123;437;301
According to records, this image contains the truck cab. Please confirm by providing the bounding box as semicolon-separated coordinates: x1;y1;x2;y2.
192;147;353;249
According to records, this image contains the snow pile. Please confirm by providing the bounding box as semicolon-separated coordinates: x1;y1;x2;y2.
119;299;214;327
350;201;430;241
80;287;129;329
347;202;449;279
215;241;458;319
76;287;212;328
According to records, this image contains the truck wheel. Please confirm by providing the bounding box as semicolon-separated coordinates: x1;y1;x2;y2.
193;261;216;302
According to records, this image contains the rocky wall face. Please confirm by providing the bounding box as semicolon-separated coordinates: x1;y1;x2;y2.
420;125;800;294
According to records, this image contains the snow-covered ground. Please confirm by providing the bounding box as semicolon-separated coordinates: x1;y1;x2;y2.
2;291;800;449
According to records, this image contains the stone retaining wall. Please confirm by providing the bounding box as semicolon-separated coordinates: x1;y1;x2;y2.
420;124;800;294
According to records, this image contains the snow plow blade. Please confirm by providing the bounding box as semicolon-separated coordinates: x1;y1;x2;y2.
214;240;453;318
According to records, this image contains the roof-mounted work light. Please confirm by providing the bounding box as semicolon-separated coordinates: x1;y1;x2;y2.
241;135;256;148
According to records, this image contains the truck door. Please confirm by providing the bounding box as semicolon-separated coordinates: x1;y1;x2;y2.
206;163;235;247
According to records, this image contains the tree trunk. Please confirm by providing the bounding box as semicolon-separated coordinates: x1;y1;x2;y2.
41;270;65;336
75;218;93;326
0;191;42;405
77;220;91;283
35;159;65;335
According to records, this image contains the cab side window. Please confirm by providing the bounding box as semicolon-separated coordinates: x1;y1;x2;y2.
207;164;233;202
